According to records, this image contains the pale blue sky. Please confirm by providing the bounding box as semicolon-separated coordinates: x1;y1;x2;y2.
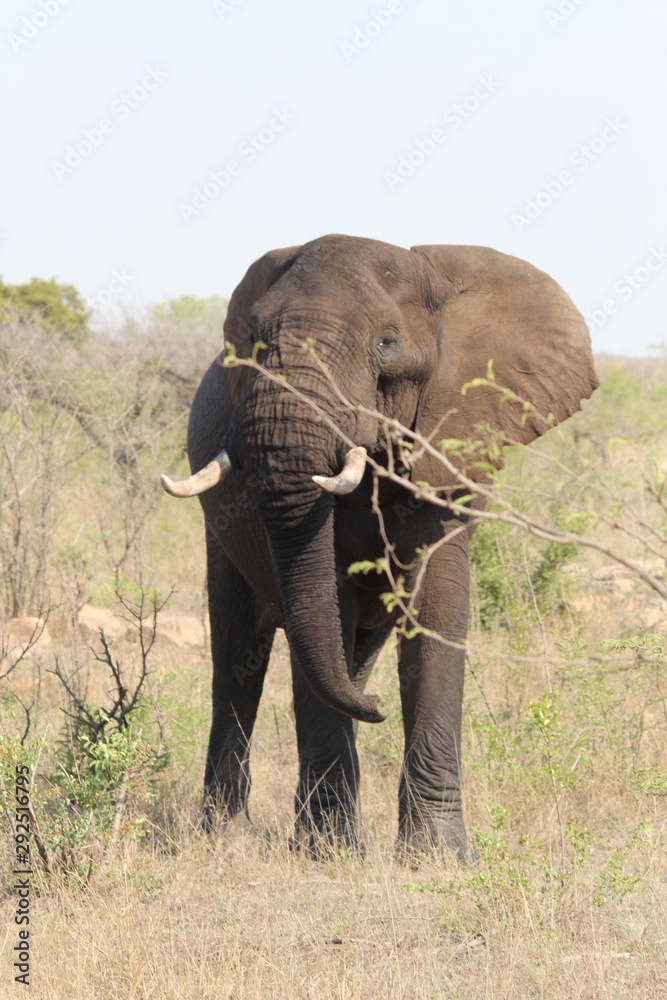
2;0;665;354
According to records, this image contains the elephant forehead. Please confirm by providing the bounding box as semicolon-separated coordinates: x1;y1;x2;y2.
300;233;407;265
255;270;398;327
257;250;423;325
298;235;421;290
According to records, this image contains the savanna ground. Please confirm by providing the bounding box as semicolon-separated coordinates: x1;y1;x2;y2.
0;302;666;998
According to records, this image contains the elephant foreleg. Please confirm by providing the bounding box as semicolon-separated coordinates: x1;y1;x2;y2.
396;514;470;858
203;530;274;829
291;627;388;853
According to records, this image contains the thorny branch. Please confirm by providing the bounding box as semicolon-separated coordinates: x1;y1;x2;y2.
222;347;667;604
53;588;172;740
0;611;52;681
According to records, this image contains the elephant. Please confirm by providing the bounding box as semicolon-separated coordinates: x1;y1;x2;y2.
161;235;598;859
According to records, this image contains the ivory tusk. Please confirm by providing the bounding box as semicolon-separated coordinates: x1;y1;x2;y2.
312;447;367;495
161;449;233;498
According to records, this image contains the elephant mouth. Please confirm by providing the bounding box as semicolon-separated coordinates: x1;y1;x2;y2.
161;440;384;724
161;440;386;723
161;445;368;498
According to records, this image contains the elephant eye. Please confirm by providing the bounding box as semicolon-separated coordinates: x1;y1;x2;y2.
377;328;400;353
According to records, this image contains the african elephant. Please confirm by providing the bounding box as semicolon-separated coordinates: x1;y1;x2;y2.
161;235;597;858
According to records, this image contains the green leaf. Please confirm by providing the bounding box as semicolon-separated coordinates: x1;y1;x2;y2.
461;377;489;396
437;438;467;453
629;764;667;796
347;558;388;576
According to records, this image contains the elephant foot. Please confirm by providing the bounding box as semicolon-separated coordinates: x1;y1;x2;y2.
202;798;272;845
290;813;371;860
397;814;471;862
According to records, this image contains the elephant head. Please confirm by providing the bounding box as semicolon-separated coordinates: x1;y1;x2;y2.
162;235;597;724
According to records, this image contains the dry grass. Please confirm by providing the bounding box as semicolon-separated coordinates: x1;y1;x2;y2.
24;837;665;998
2;618;666;999
1;353;667;997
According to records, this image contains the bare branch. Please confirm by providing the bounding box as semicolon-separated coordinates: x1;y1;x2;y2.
223;350;667;604
0;607;52;681
27;800;52;876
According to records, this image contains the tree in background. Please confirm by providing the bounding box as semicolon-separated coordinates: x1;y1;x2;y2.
0;276;90;346
0;285;227;620
150;293;227;331
144;294;228;382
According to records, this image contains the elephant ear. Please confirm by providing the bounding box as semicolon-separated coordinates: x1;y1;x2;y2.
222;245;301;406
409;244;598;490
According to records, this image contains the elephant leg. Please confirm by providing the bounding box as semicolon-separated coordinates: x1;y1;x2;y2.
203;529;274;829
291;627;388;853
396;514;470;859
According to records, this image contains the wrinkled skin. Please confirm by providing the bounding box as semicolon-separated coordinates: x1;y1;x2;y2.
176;235;598;858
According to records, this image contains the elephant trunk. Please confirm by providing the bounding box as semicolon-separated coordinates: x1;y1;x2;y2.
225;364;383;723
262;494;384;724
